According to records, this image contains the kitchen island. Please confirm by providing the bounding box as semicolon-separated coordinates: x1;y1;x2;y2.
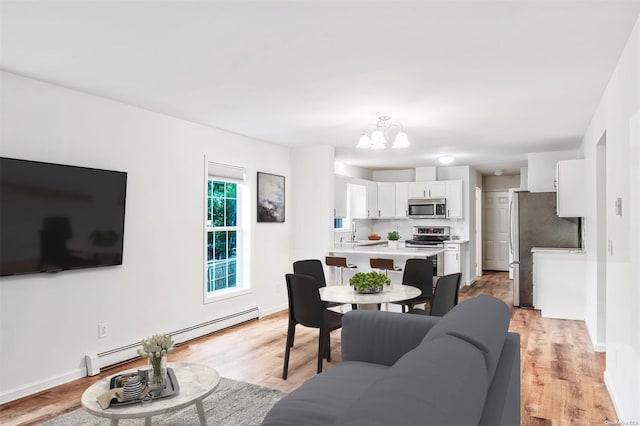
327;242;444;284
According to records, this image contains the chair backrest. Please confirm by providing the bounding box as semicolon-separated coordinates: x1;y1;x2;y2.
293;259;327;287
285;274;324;329
370;258;394;271
325;256;348;268
401;258;434;298
429;272;462;316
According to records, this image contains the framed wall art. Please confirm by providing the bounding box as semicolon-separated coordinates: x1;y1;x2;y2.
257;172;285;223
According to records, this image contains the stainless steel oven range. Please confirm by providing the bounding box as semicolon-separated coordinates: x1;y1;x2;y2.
405;226;449;276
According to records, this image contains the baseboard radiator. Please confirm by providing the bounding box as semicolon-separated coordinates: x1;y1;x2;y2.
85;308;259;375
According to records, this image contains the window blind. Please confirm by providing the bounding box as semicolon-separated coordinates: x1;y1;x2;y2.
207;161;245;182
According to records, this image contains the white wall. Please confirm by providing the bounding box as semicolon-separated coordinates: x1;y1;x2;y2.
439;166;480;285
291;145;335;263
334;162;372;180
0;72;291;401
482;175;521;191
580;16;640;420
372;168;415;182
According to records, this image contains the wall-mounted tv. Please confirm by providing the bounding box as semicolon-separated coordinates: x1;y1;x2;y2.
0;157;127;276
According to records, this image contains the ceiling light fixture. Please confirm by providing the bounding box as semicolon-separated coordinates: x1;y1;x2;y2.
494;169;503;176
357;116;409;149
438;155;454;165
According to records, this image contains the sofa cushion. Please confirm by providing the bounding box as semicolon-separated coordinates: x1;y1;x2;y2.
261;361;389;426
333;334;491;426
342;310;440;366
421;295;510;381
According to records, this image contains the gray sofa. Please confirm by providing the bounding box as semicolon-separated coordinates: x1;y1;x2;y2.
262;295;520;426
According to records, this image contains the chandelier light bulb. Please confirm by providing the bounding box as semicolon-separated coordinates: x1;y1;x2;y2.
357;133;372;148
393;131;410;148
370;129;386;149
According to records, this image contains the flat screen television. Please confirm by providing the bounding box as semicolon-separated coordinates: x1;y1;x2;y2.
0;157;127;276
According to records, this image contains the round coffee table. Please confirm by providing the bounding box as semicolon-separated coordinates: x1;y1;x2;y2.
81;362;220;425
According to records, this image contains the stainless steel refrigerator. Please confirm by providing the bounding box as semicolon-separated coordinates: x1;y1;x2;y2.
509;191;581;307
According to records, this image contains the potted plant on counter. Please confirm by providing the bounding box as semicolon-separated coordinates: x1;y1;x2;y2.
349;271;391;294
387;231;401;249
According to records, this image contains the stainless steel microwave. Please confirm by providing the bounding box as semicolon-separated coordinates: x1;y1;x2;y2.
407;198;447;219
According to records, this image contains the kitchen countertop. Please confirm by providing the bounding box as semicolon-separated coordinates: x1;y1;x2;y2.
330;244;444;256
443;239;469;244
531;247;585;254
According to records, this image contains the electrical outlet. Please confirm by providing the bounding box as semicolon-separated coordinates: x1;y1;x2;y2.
98;322;108;339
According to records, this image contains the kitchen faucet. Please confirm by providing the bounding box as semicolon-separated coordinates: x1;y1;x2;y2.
351;222;357;242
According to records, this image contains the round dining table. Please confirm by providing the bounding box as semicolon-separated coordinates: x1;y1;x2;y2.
318;284;420;310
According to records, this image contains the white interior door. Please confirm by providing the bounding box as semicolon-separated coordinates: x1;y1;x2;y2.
483;191;510;271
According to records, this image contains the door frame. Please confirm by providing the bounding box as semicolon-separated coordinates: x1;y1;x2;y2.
482;189;511;271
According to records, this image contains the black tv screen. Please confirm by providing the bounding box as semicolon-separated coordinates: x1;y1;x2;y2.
0;157;127;276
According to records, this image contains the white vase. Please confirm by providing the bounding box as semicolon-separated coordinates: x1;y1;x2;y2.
388;240;399;249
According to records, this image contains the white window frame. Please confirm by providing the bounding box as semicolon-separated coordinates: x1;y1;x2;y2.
204;162;249;303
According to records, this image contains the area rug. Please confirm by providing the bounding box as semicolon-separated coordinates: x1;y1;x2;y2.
43;377;285;426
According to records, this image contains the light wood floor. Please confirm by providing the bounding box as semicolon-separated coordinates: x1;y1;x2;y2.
0;271;617;425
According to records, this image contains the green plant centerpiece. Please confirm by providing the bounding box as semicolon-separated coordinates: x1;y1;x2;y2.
349;271;391;294
387;231;400;241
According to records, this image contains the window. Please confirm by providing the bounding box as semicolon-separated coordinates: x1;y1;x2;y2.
206;179;238;293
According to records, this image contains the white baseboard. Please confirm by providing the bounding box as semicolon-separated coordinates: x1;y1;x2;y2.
604;370;624;421
0;368;86;404
585;320;606;352
259;303;287;318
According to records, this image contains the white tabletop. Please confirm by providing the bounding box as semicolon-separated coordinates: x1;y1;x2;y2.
319;284;421;305
81;362;220;422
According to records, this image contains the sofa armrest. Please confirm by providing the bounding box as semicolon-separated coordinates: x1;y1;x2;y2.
341;310;440;366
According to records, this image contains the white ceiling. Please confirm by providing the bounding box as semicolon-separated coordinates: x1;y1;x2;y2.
2;0;639;175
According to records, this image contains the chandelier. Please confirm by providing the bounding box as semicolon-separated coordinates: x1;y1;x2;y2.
357;116;409;149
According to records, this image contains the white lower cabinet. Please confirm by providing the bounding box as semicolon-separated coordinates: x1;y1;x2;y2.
443;244;461;275
532;249;586;320
443;241;469;285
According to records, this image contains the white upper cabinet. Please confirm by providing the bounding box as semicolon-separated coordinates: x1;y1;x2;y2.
349;183;368;219
408;182;428;198
411;181;446;198
445;180;463;219
351;178;462;220
556;159;586;217
376;183;396;218
334;175;347;218
426;181;446;198
395;182;409;218
366;181;378;218
409;180;462;218
528;150;579;192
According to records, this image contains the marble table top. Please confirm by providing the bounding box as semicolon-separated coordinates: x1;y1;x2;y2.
81;362;220;420
319;284;420;305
